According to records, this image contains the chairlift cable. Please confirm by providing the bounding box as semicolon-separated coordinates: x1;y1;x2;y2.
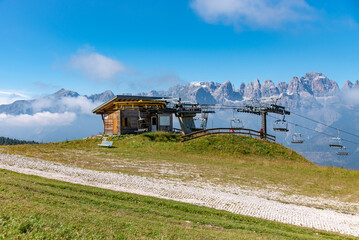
267;114;359;145
202;103;359;142
219;105;359;140
290;111;359;139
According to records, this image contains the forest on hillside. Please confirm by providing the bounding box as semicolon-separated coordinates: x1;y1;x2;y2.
0;137;38;145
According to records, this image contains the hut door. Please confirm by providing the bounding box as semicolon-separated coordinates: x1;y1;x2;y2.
113;118;118;135
151;116;157;132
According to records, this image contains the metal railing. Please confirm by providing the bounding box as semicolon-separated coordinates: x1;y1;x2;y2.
181;128;276;142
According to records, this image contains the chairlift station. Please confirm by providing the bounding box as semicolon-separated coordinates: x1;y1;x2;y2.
92;95;287;142
92;95;350;156
92;95;292;140
92;95;212;135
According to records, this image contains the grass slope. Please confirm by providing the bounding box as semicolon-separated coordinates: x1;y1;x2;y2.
1;132;359;203
0;169;351;239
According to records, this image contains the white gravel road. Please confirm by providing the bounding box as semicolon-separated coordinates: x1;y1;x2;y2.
1;153;359;237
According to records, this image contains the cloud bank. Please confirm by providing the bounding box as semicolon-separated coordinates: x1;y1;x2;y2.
0;93;105;142
190;0;316;30
68;50;126;80
0;93;102;134
31;96;100;115
342;88;359;106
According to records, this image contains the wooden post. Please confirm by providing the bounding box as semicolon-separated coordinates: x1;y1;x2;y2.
260;111;267;140
113;118;118;135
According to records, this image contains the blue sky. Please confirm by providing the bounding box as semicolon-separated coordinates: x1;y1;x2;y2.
1;0;359;103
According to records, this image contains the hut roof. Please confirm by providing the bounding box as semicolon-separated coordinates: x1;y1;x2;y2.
92;95;172;114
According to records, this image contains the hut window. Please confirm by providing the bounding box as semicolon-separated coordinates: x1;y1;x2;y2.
122;117;129;127
159;116;170;126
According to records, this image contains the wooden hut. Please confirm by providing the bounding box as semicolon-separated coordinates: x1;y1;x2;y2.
92;95;173;135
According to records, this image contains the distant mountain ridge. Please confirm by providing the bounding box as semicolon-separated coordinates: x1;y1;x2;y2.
139;72;347;108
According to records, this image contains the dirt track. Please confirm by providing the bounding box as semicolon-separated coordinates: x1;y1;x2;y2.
1;153;359;237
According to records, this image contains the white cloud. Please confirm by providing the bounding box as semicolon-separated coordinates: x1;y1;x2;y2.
0;112;76;127
68;49;126;80
0;90;29;105
342;88;359;105
31;96;101;115
190;0;316;30
31;98;53;112
59;96;101;114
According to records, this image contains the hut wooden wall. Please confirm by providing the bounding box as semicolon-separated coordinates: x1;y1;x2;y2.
102;109;173;135
120;110;140;135
103;111;120;135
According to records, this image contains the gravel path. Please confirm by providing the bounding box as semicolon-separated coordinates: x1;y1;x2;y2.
1;153;359;237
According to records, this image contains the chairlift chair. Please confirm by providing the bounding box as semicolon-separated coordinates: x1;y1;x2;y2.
230;109;244;128
291;133;304;144
329;129;343;148
329;137;343;148
273;119;289;132
273;111;289;132
231;119;244;128
337;146;349;156
291;125;304;143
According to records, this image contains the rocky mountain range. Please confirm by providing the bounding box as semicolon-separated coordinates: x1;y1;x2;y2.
141;72;340;99
139;72;350;111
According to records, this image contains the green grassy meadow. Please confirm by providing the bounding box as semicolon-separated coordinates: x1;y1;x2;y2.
1;132;358;204
0;169;352;239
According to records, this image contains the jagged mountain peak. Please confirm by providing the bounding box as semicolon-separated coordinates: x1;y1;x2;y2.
52;88;80;98
261;79;279;97
343;80;354;90
286;73;339;97
287;76;312;95
103;90;114;95
212;80;242;102
87;90;115;102
304;72;339;97
291;76;300;81
239;82;246;90
243;79;261;99
262;79;276;87
254;78;261;88
218;80;234;90
277;82;288;94
188;81;222;91
343;80;359;90
304;72;326;80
